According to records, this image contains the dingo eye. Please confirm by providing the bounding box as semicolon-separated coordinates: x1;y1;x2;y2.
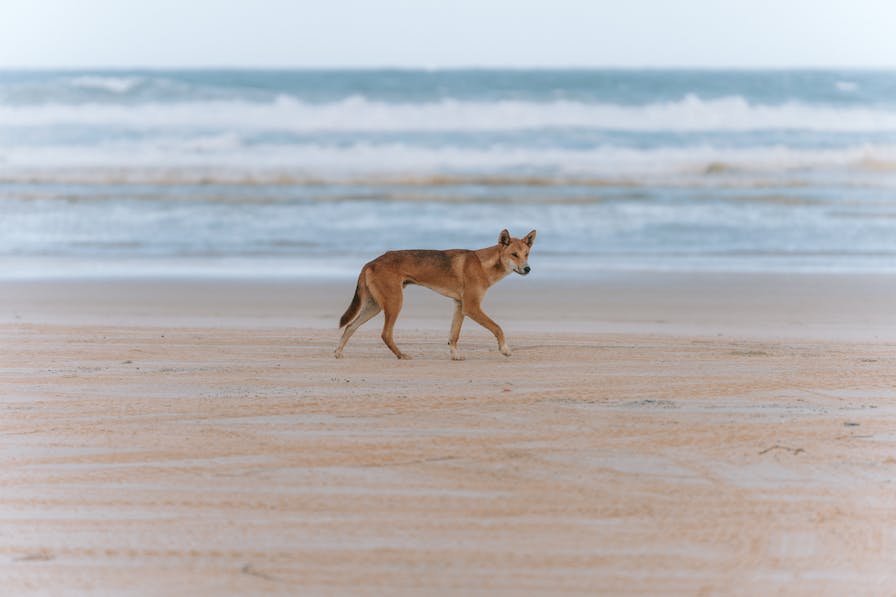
511;252;519;258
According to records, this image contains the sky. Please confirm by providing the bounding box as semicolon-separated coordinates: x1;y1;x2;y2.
1;0;896;69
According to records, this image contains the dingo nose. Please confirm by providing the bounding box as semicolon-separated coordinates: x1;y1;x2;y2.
523;266;531;274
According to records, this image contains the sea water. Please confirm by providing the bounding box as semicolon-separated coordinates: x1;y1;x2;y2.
1;69;895;278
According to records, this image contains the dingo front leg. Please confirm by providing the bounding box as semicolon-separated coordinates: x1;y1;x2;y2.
463;301;510;357
449;299;465;360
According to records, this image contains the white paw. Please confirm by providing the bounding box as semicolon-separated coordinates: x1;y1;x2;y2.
499;346;512;357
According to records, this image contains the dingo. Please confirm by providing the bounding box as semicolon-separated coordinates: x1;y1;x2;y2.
335;229;536;360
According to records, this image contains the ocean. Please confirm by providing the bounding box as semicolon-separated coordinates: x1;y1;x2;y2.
2;69;895;278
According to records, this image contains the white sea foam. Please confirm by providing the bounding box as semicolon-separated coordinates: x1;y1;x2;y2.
68;76;143;94
2;94;896;132
4;142;896;183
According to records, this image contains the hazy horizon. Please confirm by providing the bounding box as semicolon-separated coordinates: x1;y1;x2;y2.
3;66;896;72
2;0;895;70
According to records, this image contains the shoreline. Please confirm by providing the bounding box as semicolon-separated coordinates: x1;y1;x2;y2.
4;271;895;341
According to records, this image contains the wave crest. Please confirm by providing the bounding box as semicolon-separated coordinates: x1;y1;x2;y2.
3;94;896;132
68;76;144;94
4;143;896;184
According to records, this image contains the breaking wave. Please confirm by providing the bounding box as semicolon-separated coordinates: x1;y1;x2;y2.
3;142;896;184
3;94;896;132
68;75;144;94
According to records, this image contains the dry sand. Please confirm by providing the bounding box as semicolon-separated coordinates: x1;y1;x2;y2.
2;273;896;595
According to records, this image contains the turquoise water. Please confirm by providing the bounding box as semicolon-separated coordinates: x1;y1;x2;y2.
1;69;895;277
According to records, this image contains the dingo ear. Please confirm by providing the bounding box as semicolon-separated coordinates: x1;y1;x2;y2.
523;229;536;247
498;229;511;246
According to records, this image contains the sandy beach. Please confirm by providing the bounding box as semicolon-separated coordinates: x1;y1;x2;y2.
2;273;896;595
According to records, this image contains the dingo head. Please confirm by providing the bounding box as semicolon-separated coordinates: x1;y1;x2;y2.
498;229;536;276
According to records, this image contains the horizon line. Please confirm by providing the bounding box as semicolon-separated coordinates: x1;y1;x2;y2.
1;64;895;72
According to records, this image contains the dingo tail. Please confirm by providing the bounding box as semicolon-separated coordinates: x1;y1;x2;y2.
339;273;364;328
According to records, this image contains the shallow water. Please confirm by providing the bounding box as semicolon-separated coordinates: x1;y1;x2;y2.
2;69;896;276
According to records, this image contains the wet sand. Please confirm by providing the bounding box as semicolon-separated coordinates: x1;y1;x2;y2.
2;274;896;595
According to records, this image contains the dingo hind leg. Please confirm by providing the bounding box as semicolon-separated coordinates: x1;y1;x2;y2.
334;298;381;358
369;277;411;360
335;268;381;358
